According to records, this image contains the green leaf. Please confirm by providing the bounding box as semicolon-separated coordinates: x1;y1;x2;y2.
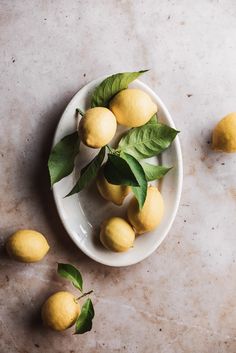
91;70;148;108
141;162;172;181
145;113;158;125
121;152;147;209
75;298;95;334
104;154;140;186
57;263;83;292
118;123;179;160
48;132;80;186
66;147;106;196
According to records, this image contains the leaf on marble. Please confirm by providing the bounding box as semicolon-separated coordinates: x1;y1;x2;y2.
75;298;94;334
90;70;148;108
57;263;83;292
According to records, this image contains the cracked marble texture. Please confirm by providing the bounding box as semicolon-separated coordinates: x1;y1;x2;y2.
0;0;236;352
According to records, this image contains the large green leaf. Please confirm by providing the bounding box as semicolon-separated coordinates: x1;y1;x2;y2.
57;263;83;292
66;147;106;196
75;298;95;334
141;162;172;181
48;132;80;186
118;123;179;160
121;152;147;209
104;153;140;186
91;70;148;108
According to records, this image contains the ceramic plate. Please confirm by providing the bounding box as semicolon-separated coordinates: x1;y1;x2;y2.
52;76;183;267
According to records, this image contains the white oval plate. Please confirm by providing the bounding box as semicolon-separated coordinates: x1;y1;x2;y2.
52;76;183;267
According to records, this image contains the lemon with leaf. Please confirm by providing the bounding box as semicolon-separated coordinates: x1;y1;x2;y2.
96;167;130;205
42;291;80;331
127;186;164;234
109;88;157;127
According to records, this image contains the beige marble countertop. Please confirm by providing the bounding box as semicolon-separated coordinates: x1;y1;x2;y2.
1;1;236;352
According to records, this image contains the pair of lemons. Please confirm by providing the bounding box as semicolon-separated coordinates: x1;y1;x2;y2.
99;186;164;252
6;231;79;331
79;88;157;148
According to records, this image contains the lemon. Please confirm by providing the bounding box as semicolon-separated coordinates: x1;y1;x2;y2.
79;107;117;148
212;112;236;152
127;186;164;234
100;217;135;252
6;229;50;262
96;167;130;205
109;88;158;127
41;291;80;331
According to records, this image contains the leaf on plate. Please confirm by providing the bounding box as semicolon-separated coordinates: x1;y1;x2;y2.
140;162;172;181
117;123;179;160
57;263;83;292
103;153;140;186
121;152;147;209
48;132;80;186
90;70;148;108
145;113;158;125
66;147;106;196
75;298;94;334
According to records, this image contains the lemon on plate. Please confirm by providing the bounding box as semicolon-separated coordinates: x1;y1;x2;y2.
96;167;130;205
127;186;164;234
212;112;236;153
109;88;157;127
100;217;135;252
79;107;117;148
41;291;80;331
6;229;49;263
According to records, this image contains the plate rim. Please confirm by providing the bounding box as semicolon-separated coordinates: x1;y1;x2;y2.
52;76;183;267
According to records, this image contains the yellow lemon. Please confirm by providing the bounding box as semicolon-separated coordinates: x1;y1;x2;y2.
100;217;135;252
212;112;236;152
41;291;80;331
127;186;164;234
6;229;49;262
96;167;130;205
109;88;158;127
79;107;117;148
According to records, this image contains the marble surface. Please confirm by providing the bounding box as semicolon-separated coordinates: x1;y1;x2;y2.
0;1;236;352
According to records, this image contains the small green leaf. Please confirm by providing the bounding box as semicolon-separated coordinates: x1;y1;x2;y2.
141;162;172;181
121;152;147;209
57;263;83;292
48;132;80;186
66;147;106;196
91;70;148;108
75;298;95;334
145;113;158;125
104;153;140;186
118;123;179;160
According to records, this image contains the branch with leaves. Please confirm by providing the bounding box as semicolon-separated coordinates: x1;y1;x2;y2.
48;70;179;209
57;263;94;334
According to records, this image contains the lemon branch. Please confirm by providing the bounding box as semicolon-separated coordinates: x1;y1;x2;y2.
76;290;93;301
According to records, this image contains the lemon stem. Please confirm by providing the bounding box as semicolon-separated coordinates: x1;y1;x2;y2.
76;108;84;117
76;290;93;301
106;145;113;153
